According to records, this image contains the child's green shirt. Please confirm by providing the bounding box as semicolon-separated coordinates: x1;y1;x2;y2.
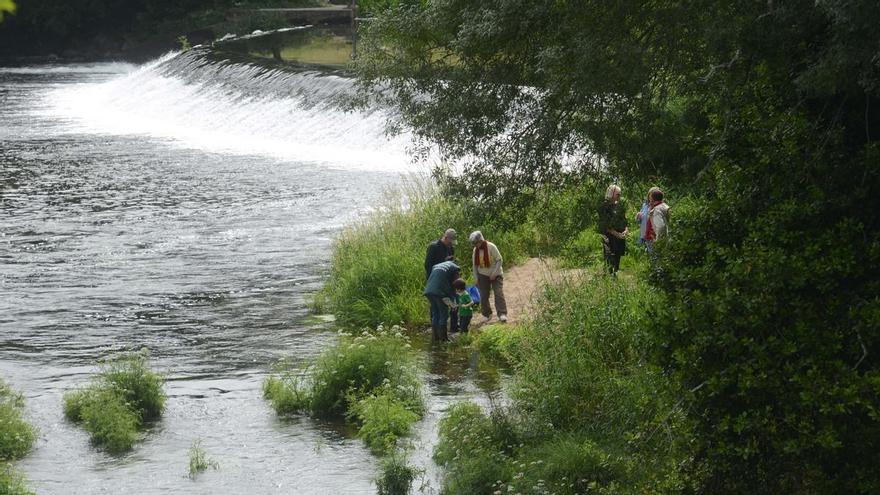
456;292;474;316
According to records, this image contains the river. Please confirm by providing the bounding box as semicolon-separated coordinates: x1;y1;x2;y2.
0;50;493;494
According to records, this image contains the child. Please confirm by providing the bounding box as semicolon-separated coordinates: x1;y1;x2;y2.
452;279;475;333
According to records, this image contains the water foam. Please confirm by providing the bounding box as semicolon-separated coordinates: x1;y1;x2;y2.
40;50;418;172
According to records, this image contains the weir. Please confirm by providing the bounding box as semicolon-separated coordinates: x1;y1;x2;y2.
41;48;414;171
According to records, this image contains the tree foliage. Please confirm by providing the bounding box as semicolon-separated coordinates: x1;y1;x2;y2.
356;1;880;492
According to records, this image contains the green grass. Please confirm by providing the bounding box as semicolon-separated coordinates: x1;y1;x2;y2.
433;277;695;494
349;388;420;454
264;325;425;453
188;439;219;479
376;452;422;495
470;323;527;365
0;463;35;495
0;379;37;462
62;350;166;452
318;178;554;330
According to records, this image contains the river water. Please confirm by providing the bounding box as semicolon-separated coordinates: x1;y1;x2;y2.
0;51;493;494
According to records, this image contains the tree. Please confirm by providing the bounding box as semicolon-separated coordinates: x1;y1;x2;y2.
355;1;880;492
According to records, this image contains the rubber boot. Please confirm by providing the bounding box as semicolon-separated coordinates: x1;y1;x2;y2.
438;322;449;342
431;324;440;343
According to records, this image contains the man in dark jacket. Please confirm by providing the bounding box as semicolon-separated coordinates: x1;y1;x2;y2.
424;228;457;278
424;228;458;332
423;261;461;342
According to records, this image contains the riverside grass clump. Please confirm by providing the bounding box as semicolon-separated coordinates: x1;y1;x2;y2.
375;451;423;495
0;379;38;495
187;439;219;479
63;351;166;453
434;278;696;494
0;379;37;462
264;325;425;454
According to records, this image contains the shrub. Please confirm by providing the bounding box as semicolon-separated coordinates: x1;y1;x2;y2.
0;464;35;495
62;351;166;452
0;380;37;461
348;388;420;454
188;439;219;479
375;452;422;495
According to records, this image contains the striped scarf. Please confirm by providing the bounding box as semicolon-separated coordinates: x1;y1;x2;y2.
473;241;491;268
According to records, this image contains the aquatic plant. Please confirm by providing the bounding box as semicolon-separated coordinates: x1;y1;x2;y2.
62;350;166;452
0;379;37;461
188;439;219;479
375;452;422;495
348;388;420;454
77;388;140;453
264;325;425;453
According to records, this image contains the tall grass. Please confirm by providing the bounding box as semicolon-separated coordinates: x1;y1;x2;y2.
0;379;37;462
317;178;558;329
434;278;695;494
63;350;166;453
0;379;38;495
263;325;425;453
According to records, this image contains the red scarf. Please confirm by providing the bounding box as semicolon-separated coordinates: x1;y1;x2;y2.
474;241;491;268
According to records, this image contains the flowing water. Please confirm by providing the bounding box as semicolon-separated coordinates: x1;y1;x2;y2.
0;50;495;494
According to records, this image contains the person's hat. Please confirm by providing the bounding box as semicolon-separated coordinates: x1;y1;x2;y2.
468;231;484;244
444;228;457;243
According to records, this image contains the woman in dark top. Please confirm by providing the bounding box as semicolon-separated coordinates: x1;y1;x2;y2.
597;184;629;274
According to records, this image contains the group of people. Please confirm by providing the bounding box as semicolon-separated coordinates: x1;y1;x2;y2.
419;183;664;342
598;184;670;274
423;229;508;342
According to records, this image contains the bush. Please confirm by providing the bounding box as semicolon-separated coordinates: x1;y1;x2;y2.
0;380;37;462
62;351;166;452
375;452;422;495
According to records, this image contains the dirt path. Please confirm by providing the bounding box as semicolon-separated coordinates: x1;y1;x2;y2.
474;258;586;327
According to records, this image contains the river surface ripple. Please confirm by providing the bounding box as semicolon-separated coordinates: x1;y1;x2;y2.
0;63;493;494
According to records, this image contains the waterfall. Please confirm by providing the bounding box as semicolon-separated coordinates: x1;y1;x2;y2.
40;49;416;172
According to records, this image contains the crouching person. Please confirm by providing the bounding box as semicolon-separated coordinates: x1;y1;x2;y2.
423;261;461;342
